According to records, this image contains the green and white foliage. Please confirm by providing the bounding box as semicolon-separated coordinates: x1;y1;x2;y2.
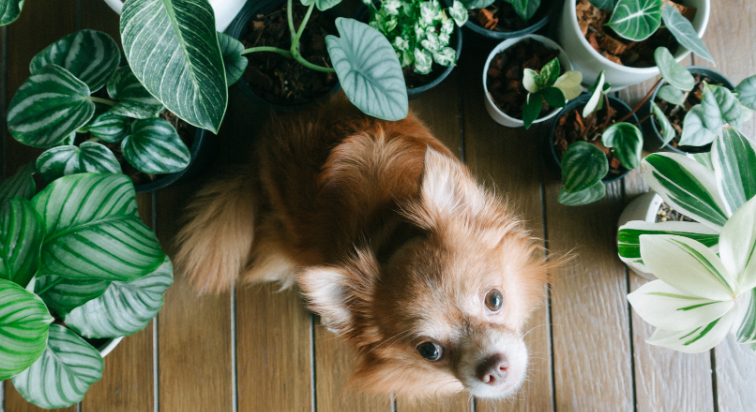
661;4;713;63
0;198;45;288
36;142;122;182
655;47;694;91
561;141;609;194
652;101;676;145
122;118;191;174
0;0;23;26
88;112;132;143
0;162;36;206
36;276;111;316
106;66;165;119
218;32;248;87
735;75;756;111
558;181;606;206
582;70;609;118
460;0;540;21
522;57;582;128
656;85;685;106
587;0;617;10
601;122;643;169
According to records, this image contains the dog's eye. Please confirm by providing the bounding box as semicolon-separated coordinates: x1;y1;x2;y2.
417;342;444;361
485;289;503;312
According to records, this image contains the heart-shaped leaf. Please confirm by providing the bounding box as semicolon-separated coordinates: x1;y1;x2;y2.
662;4;713;63
121;0;227;132
11;324;103;409
0;163;36;206
507;0;541;21
702;84;742;131
66;256;173;338
8;64;95;148
602;122;643;169
326;18;408;121
523;93;543;129
680;105;716;147
553;71;583;100
588;0;618;10
36;276;111;316
562;141;610;193
29;30;120;93
0;0;24;26
583;71;606;117
655;47;694;91
0;198;44;288
218;32;248;87
652;101;676;145
302;0;342;12
32;173;165;281
712;127;756;216
106;66;165;119
523;69;540;93
606;0;663;41
89;112;132;143
36;142;122;182
121;118;191;174
734;75;756;111
0;279;52;380
541;87;566;109
657;84;685;105
558;181;606;206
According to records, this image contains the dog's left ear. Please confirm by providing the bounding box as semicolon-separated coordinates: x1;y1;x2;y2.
418;147;486;218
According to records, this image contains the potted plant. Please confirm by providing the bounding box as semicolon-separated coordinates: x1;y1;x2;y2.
0;167;173;409
446;0;556;41
484;35;581;128
103;0;246;32
558;0;711;90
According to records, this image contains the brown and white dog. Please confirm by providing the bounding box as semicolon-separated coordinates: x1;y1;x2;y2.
174;96;555;400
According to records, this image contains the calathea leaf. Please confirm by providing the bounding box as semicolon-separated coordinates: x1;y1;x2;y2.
711;127;756;216
0;163;36;206
89;112;132;143
523;93;543;129
652;102;676;145
702;83;742;131
602;122;643;169
562;141;610;193
106;65;165;119
218;32;248;87
8;64;95;148
680;105;716;147
734;75;756;111
654;47;694;91
36;142;122;182
121;118;191;174
606;0;663;41
36;276;111;316
301;0;342;12
558;181;606;206
0;198;45;288
657;84;685;105
29;30;120;93
661;5;713;63
0;0;24;26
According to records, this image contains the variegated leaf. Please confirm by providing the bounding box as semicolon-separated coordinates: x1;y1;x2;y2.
654;46;694;91
89;112;131;143
0;163;36;206
36;276;111;316
680;104;716;147
0;198;44;288
121;118;190;174
735;75;756;111
562;141;609;193
106;66;164;119
0;0;23;26
718;196;756;292
218;32;247;87
583;71;606;117
36;142;121;182
733;289;756;344
558;181;606;206
647;309;737;353
712;127;756;216
702;83;742;131
688;151;714;171
662;5;713;63
606;0;663;42
602;122;643;169
653;101;677;145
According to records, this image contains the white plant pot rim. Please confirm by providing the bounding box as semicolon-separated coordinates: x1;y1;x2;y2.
98;336;123;358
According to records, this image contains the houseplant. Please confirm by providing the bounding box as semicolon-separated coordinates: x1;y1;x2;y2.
102;0;246;32
448;0;555;41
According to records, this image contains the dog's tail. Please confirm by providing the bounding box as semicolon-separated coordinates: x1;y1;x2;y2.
174;172;255;294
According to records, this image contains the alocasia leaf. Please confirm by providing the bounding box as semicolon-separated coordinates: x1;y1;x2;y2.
734;75;756;111
680;105;717;147
657;84;685;105
655;47;694;91
606;0;663;41
702;83;742;131
662;4;713;63
301;0;342;11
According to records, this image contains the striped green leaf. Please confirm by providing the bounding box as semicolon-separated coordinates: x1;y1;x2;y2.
654;46;694;91
662;5;713;63
77;102;109;134
29;30;120;93
11;324;103;409
646;310;736;353
36;276;110;316
121;0;227;133
0;163;36;206
31;173;166;281
735;75;756;111
558;181;606;206
562;141;609;193
719;196;756;292
89;112;131;143
606;0;663;42
702;83;742;131
602;122;643;170
326;18;408;121
657;85;685;105
0;0;23;26
734;289;756;344
652;102;677;145
8;64;95;148
122;118;190;174
0;279;52;380
712;127;756;216
680;105;716;147
106;66;165;119
36;142;122;183
218;32;247;87
66;257;173;338
0;198;44;288
689;152;714;171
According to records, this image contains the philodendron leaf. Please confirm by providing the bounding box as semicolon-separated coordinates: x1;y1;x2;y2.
0;198;44;288
606;0;663;42
106;66;165;119
66;256;173;338
680;105;716;147
711;127;756;216
122;118;191;174
662;4;713;63
0;0;24;26
218;32;248;87
121;0;227;132
32;173;166;281
36;142;122;182
0;163;36;206
8;64;95;148
558;181;606;206
562;141;610;193
523;69;540;93
0;279;52;381
29;30;120;93
36;276;111;316
734;75;756;111
602;122;643;170
11;324;103;409
587;0;617;10
541;87;566;109
702;84;742;131
553;71;583;100
523;93;543;129
301;0;342;11
583;71;605;117
655;47;694;91
657;84;685;105
89;112;131;143
540;57;561;87
652;102;676;145
326;18;408;121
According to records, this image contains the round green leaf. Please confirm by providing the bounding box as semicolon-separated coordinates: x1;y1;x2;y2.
0;163;36;206
0;0;24;26
734;75;756;111
523;93;543;129
0;198;44;288
89;112;132;143
607;0;663;42
218;32;248;87
36;276;111;316
31;173;166;282
29;30;120;93
121;0;227;132
602;122;643;169
661;5;713;63
702;84;742;131
657;84;685;105
66;256;173;338
8;64;95;148
326;18;408;121
680;104;716;147
0;278;53;381
122;118;191;174
583;71;606;118
654;47;694;91
106;65;165;119
652;101;677;145
301;0;342;12
11;324;103;409
562;141;610;193
36;142;122;182
558;181;607;206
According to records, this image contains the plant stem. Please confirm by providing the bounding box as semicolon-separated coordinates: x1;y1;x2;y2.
37;278;64;295
287;0;296;36
293;55;336;73
616;78;662;123
297;3;315;38
240;47;293;58
634;112;652;126
89;96;116;106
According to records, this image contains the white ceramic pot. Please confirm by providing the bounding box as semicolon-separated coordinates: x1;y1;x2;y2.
557;0;710;90
617;192;663;280
103;0;246;32
97;337;124;358
483;34;573;128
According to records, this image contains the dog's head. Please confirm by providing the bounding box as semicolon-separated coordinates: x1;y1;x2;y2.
298;148;550;400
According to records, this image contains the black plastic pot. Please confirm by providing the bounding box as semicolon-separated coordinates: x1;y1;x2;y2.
643;66;735;154
226;0;343;111
443;0;556;43
544;93;635;185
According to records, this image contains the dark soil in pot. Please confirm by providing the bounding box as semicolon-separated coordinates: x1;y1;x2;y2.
444;0;554;40
656;201;695;222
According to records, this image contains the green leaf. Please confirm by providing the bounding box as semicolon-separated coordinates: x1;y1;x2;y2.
0;198;44;288
505;0;541;20
326;18;408;121
11;324;103;409
583;71;606;117
680;104;716;147
541;87;566;108
66;256;173;338
106;66;165;119
523;68;540;93
733;289;756;344
36;276;111;315
0;163;36;206
540;57;560;87
0;0;24;26
657;84;685;105
661;5;713;63
602;122;643;169
89;112;132;143
36;142;122;182
734;75;756;111
711;127;756;217
553;71;583;100
121;0;227;133
587;0;618;10
690;152;714;171
218;32;248;87
562;141;610;193
0;279;52;380
652;102;677;145
654;47;694;91
122;118;191;174
31;173;166;281
301;0;342;11
523;93;543;129
606;0;663;42
702;83;742;131
8;64;95;148
29;30;120;93
719;196;756;291
449;0;469;26
460;0;496;9
558;181;606;206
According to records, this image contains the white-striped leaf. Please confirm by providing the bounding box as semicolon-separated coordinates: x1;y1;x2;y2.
680;105;716;147
89;112;132;143
66;256;173;338
657;85;685;105
719;196;756;292
606;0;663;42
654;46;694;91
642;153;728;229
120;0;227;133
36;142;122;183
602;122;643;169
0;163;36;206
688;151;714;171
662;5;713;63
735;75;756;111
652;101;677;145
558;181;606;206
121;118;190;174
106;66;165;119
29;30;120;93
0;198;44;288
733;289;756;344
31;173;166;281
647;309;737;353
0;279;52;380
77;102;109;134
11;324;103;409
36;276;111;316
0;0;23;26
702;84;742;131
326;18;408;121
562;141;609;193
712;127;756;216
218;33;247;87
8;64;95;148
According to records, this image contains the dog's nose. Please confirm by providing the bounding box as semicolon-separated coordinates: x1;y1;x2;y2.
476;353;509;385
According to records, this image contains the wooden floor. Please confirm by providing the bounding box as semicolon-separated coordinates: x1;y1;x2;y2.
2;0;756;411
